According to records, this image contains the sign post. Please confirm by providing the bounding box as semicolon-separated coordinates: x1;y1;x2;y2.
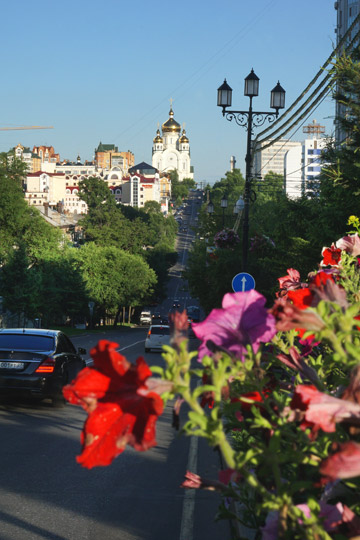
232;272;256;292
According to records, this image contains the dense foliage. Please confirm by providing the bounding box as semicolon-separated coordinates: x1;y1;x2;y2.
186;49;360;310
0;171;177;327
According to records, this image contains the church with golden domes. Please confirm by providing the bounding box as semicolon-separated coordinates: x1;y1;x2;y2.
152;106;193;182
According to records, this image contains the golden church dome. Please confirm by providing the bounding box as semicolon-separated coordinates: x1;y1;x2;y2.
179;129;189;143
162;108;181;133
153;129;163;144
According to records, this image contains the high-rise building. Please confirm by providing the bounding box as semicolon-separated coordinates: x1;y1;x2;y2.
284;122;328;199
334;0;360;144
152;107;193;181
253;139;301;179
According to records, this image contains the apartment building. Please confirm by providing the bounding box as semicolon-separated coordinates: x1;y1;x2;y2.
253;139;301;179
284;136;327;199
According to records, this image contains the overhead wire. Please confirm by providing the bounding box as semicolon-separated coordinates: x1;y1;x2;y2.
251;20;360;182
256;89;333;178
254;12;360;144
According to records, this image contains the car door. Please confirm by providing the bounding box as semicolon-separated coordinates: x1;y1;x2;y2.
56;333;83;383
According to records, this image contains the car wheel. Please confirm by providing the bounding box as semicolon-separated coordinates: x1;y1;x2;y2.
145;348;150;353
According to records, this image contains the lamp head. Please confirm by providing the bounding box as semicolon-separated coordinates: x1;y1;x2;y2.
270;81;286;116
217;79;232;114
244;69;259;97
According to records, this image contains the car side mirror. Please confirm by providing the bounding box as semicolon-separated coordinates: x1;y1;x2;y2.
78;348;87;355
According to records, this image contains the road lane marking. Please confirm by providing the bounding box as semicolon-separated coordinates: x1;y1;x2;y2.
179;434;198;540
85;340;146;365
119;340;145;352
179;381;200;540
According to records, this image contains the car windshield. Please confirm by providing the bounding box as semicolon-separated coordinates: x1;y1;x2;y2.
0;334;55;351
150;327;170;335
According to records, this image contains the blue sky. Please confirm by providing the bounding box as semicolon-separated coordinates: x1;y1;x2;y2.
1;0;336;184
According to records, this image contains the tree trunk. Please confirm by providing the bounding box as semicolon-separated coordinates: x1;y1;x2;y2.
113;308;121;328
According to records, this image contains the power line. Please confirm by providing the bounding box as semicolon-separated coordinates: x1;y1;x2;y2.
255;12;360;143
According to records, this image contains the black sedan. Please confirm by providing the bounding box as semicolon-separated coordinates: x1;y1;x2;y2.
0;329;86;407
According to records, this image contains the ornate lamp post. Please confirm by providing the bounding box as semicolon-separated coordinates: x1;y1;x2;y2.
207;194;239;228
217;70;285;271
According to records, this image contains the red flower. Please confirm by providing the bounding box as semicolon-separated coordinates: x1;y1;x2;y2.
311;270;336;289
287;288;314;309
63;340;163;469
232;389;270;413
321;244;342;266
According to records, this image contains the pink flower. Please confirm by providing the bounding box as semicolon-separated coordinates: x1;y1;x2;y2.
276;347;320;385
277;268;305;291
271;298;325;333
290;385;360;434
336;233;360;256
192;290;277;360
320;441;360;480
168;310;189;348
262;502;344;539
181;470;227;492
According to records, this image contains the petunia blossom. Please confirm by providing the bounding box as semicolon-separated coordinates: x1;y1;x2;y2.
320;441;360;481
261;502;345;540
270;297;325;334
63;340;164;469
181;470;228;492
276;347;320;385
192;290;276;360
336;233;360;257
290;385;360;434
320;243;342;266
277;268;306;291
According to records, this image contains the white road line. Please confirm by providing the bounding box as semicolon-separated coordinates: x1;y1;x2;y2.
118;340;145;352
179;380;200;540
179;434;198;540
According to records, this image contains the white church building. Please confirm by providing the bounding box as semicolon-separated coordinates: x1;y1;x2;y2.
152;107;194;182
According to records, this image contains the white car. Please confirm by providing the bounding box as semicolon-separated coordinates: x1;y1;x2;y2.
145;325;171;352
140;311;152;325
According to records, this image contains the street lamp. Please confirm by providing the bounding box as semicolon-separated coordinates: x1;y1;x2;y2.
220;194;228;227
217;69;285;271
233;196;245;216
207;196;240;228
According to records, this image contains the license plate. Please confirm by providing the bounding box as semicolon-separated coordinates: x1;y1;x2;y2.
0;361;24;370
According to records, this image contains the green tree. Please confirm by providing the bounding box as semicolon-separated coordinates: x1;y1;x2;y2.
71;243;157;323
0;245;40;325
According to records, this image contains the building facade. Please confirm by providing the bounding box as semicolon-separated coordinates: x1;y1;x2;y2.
334;0;360;144
25;171;88;214
253;139;301;179
152;107;193;181
94;143;134;175
284;136;327;199
13;144;42;172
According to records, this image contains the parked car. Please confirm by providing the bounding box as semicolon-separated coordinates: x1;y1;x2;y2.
0;329;87;407
139;311;152;325
145;325;171;353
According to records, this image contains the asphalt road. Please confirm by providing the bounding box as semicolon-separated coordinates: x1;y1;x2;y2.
0;193;232;540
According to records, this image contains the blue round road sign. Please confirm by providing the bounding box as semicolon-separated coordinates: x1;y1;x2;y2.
232;272;256;292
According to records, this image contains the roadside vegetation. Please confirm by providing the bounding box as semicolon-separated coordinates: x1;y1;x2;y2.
0;168;178;328
185;49;360;312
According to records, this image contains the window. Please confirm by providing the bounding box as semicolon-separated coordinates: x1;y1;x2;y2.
0;334;55;351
